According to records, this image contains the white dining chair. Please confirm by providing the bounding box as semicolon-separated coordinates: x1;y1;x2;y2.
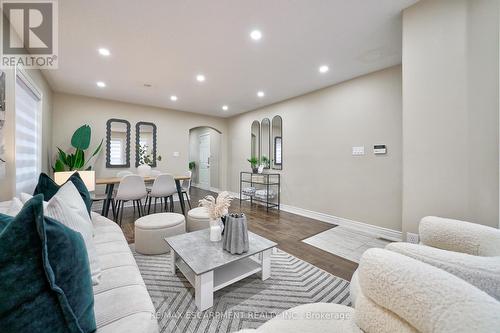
150;170;161;177
181;171;192;209
114;175;148;225
117;170;133;178
146;174;177;214
146;170;162;194
100;170;132;217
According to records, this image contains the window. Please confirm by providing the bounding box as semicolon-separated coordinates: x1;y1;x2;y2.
15;71;42;196
109;138;124;165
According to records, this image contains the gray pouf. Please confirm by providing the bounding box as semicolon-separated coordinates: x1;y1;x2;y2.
135;213;185;254
187;207;210;232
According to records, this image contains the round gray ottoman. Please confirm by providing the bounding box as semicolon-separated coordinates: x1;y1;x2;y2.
135;213;186;254
187;207;210;232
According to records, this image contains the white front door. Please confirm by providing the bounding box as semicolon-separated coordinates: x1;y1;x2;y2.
198;133;210;189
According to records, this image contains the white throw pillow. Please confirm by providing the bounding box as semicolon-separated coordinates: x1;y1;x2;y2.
20;192;33;204
5;197;23;216
45;182;101;285
53;181;93;226
20;193;48;210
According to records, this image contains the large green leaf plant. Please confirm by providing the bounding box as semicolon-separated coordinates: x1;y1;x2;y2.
53;125;103;172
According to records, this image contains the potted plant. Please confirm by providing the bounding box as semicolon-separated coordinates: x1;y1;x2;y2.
137;144;162;176
261;155;270;169
53;125;103;171
199;192;233;241
247;156;259;173
188;161;196;171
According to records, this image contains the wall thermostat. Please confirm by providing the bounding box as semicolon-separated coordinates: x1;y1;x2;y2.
374;145;387;154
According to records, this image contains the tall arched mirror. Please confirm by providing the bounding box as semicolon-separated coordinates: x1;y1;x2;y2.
135;122;157;167
106;119;131;168
272;115;282;170
261;118;271;168
251;120;260;159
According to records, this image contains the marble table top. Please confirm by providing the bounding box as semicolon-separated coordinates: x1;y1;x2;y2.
165;229;277;275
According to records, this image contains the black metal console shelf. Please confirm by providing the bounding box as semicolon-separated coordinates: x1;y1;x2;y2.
239;171;280;211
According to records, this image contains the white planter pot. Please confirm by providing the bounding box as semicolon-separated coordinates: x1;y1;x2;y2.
137;164;151;177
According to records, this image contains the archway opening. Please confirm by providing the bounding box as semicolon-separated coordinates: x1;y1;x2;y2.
188;126;222;191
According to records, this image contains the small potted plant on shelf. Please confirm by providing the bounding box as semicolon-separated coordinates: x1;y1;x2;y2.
261;156;270;169
137;143;162;176
247;156;259;173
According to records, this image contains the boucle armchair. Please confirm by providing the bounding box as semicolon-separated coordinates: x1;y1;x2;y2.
238;248;500;333
387;216;500;300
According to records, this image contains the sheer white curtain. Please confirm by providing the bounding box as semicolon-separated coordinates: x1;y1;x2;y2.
15;73;41;196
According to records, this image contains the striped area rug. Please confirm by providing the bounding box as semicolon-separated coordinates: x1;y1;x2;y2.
131;246;351;333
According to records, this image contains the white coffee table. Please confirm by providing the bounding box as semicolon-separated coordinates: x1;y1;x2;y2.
165;229;277;311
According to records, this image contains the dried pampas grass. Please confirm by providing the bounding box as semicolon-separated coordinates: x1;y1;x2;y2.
199;191;233;221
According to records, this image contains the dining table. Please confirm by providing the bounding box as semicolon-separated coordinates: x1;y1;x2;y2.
96;175;191;217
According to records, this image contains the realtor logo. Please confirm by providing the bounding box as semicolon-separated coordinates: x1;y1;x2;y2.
1;0;58;68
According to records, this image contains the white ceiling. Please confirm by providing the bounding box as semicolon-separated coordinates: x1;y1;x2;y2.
44;0;418;117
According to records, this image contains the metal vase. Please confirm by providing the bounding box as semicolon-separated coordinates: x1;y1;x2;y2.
222;214;249;254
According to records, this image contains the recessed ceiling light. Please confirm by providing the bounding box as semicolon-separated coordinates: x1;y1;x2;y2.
96;81;106;88
98;48;111;56
250;30;262;41
170;95;178;101
196;74;206;82
257;91;265;98
222;105;229;111
319;65;329;73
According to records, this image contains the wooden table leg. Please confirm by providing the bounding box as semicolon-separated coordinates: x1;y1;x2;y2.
175;179;186;215
102;184;115;218
195;271;214;311
260;249;272;280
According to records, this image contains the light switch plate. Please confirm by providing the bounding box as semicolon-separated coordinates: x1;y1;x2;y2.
352;146;365;156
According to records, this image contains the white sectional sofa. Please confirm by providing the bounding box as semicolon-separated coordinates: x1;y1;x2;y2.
0;201;159;333
91;212;159;333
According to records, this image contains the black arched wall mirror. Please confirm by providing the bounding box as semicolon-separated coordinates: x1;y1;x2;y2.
261;118;271;168
250;116;283;170
272;115;282;170
106;119;131;168
135;122;158;167
251;120;260;159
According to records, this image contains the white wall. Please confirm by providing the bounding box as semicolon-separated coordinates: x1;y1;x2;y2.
0;68;53;201
227;66;403;231
52;93;228;192
402;0;500;234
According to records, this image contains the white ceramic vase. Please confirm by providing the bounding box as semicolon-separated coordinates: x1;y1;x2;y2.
209;218;223;242
137;164;151;177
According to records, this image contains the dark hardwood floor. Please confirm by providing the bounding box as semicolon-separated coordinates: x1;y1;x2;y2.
101;187;358;281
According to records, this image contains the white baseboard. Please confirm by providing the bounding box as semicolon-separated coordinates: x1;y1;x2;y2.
279;204;402;242
194;187;403;242
229;191;402;242
192;184;224;193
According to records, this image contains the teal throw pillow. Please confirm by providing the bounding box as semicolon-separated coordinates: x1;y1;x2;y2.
0;195;96;333
33;172;92;215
